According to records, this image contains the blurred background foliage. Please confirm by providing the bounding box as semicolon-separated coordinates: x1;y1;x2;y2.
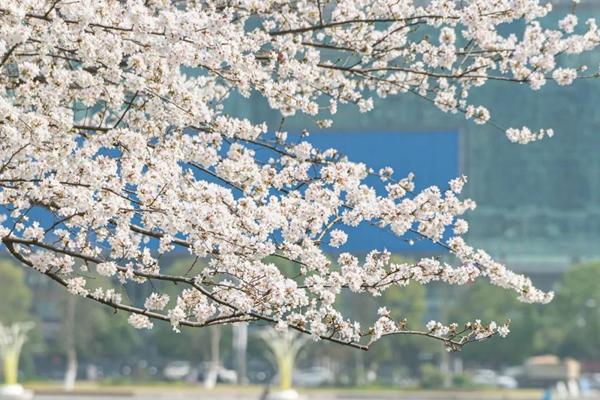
1;255;598;385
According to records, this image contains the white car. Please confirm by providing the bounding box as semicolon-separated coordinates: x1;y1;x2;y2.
471;369;518;389
163;361;192;381
292;367;335;387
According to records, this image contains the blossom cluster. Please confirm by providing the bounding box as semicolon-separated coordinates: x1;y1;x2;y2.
0;0;592;350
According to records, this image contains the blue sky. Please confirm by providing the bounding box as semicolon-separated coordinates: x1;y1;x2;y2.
304;131;459;253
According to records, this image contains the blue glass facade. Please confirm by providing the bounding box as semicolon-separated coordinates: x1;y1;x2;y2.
307;131;459;253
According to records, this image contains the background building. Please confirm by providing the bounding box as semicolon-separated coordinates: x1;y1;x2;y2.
223;1;600;292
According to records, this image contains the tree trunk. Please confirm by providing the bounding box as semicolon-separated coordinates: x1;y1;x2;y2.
233;323;247;384
354;350;366;386
63;295;77;391
203;325;221;389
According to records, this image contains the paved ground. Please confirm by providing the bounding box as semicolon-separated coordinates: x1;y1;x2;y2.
30;389;548;400
33;397;542;400
18;384;558;400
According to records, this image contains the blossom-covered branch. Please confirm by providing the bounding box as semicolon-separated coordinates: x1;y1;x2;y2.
0;0;594;350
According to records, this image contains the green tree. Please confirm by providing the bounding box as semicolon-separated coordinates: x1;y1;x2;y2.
360;255;429;376
448;281;551;367
50;288;144;388
147;258;231;387
0;260;40;381
148;258;213;361
309;254;429;383
368;281;428;362
61;297;143;361
0;259;32;324
550;263;600;360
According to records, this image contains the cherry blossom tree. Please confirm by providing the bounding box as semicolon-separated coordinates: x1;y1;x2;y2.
0;0;597;352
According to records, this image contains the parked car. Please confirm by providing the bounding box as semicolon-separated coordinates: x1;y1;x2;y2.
163;361;192;381
471;369;518;389
246;359;275;384
588;373;600;389
292;366;335;387
192;362;238;384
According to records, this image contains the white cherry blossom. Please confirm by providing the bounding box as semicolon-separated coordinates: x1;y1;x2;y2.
0;0;595;351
